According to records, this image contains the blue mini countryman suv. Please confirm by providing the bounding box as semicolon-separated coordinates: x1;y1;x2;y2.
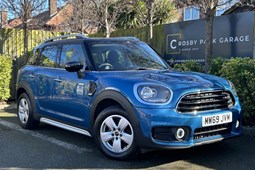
16;34;242;160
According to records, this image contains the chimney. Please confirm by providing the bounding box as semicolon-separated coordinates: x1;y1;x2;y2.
49;0;57;17
1;9;7;27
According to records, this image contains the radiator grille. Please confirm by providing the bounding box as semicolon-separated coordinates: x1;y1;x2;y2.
177;91;235;113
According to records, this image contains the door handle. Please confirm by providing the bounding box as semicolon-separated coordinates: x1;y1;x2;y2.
54;78;62;82
28;74;35;78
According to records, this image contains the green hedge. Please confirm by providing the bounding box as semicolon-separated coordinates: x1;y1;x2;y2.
0;55;12;101
209;57;226;76
174;61;204;72
174;58;255;126
220;58;255;126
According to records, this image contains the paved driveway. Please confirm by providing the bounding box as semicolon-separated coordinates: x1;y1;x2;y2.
0;109;254;170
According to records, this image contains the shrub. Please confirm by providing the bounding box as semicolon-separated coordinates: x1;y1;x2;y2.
220;58;255;126
209;57;226;76
174;61;204;72
0;55;12;101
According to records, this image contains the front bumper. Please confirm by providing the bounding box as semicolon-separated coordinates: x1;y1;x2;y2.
134;107;242;149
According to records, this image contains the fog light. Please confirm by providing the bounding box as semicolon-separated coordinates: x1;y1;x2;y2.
175;128;185;140
235;120;240;128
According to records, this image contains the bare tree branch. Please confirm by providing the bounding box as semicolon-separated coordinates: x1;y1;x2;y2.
240;0;255;7
2;0;46;54
173;0;235;73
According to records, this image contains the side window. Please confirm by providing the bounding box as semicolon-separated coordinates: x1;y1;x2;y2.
38;45;59;67
59;44;86;69
28;49;40;65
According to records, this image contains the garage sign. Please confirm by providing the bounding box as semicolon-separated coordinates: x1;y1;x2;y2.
164;11;254;63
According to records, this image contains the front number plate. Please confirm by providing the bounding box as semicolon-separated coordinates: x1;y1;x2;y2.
202;112;232;127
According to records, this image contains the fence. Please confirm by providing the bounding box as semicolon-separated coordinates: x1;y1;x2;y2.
91;25;165;56
0;28;66;100
0;28;65;58
1;24;168;59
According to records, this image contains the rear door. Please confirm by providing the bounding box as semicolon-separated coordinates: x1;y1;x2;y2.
34;45;60;116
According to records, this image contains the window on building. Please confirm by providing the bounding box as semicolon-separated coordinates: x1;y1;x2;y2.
216;9;225;16
216;0;239;16
184;7;200;21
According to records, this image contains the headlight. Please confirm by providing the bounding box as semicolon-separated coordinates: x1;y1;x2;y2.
135;84;172;103
228;80;237;96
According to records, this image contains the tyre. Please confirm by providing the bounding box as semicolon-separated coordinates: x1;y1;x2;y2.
94;106;140;160
17;93;39;129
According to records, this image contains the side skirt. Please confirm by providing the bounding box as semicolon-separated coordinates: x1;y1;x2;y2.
40;117;91;137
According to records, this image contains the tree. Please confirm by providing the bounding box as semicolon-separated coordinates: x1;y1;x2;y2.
2;0;45;55
90;0;133;37
59;0;97;34
63;0;131;37
144;0;154;43
144;0;179;43
174;0;233;73
240;0;255;6
117;0;178;43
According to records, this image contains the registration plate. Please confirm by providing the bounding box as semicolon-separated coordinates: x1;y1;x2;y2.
202;112;232;127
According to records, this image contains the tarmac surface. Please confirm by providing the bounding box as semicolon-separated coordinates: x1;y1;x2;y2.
0;103;255;170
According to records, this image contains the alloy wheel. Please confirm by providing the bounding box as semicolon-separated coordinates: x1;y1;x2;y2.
100;115;134;153
18;98;29;124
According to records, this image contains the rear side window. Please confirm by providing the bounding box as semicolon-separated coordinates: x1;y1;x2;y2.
38;45;59;67
59;44;86;69
28;49;40;65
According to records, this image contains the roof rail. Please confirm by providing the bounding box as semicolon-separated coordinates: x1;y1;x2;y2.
111;36;140;41
44;34;87;43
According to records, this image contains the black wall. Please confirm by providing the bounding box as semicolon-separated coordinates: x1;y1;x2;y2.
164;11;254;63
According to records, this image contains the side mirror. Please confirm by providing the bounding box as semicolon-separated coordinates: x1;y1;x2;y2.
65;61;83;72
169;61;175;68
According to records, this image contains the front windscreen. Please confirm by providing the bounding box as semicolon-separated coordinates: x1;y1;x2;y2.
88;41;169;71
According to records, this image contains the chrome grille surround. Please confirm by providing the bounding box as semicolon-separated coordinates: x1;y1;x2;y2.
177;90;235;113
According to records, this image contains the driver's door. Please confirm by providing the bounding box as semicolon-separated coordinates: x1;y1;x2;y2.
50;43;91;127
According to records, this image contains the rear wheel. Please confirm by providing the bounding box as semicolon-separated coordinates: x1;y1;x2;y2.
94;106;139;160
17;93;39;129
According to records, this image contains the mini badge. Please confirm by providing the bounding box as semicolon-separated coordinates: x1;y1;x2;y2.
76;83;84;95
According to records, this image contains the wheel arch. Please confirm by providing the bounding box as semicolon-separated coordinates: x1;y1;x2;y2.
16;81;33;101
16;81;39;120
90;90;139;131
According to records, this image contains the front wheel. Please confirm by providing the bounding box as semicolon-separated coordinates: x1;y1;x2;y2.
94;106;139;160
